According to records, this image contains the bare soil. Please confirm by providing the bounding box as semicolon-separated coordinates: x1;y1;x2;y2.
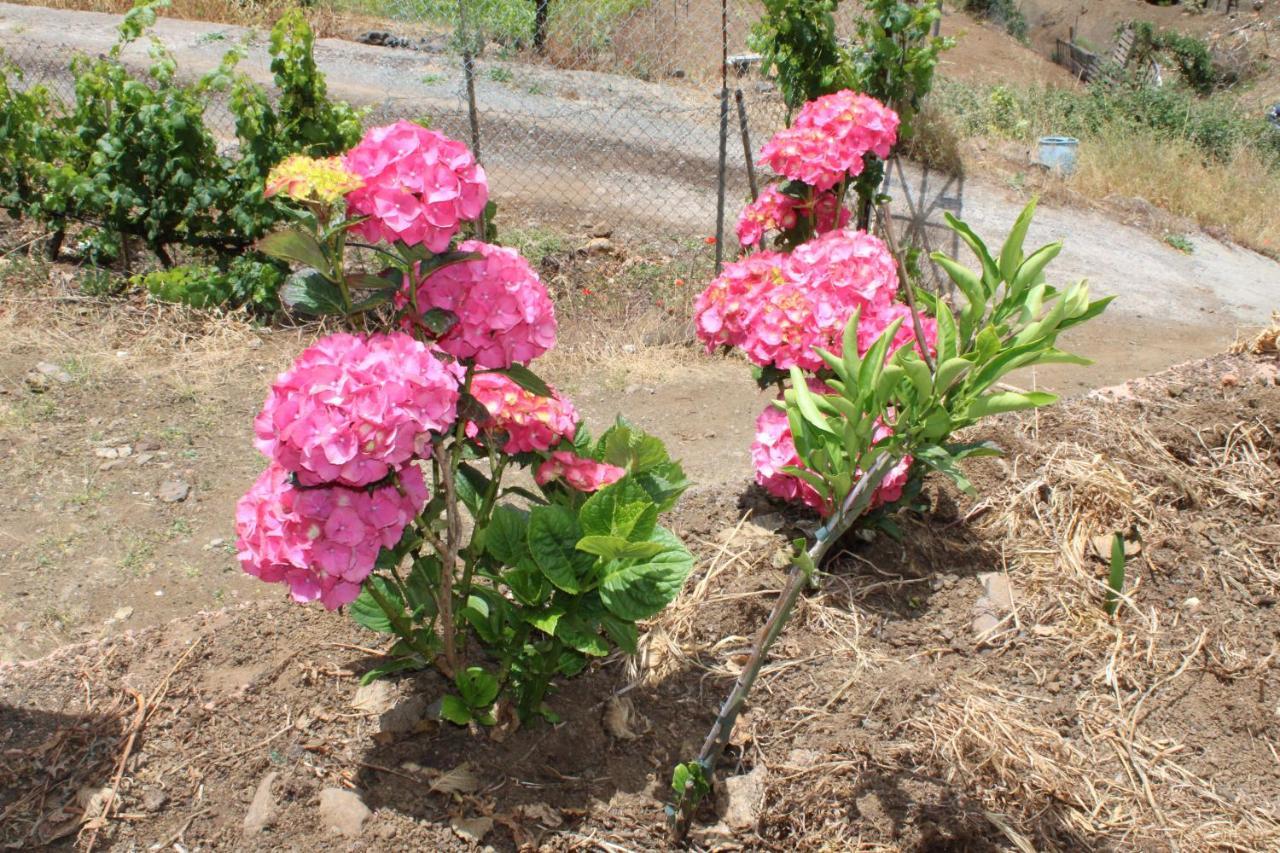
2;220;1279;849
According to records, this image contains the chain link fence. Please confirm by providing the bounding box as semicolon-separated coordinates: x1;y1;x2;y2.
1;0;961;271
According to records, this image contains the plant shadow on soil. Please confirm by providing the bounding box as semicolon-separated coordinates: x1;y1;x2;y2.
0;704;129;848
349;662;717;838
345;486;1006;848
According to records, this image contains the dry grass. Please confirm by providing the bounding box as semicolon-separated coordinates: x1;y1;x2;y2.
639;354;1280;849
0;254;300;395
904;392;1280;849
1067;132;1280;258
1233;311;1280;355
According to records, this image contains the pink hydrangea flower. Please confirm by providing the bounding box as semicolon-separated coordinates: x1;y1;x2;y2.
466;372;579;454
785;228;900;306
697;231;926;371
759;91;899;191
737;186;853;248
405;241;557;369
737;186;801;248
254;332;462;488
535;452;625;493
812;191;853;234
235;462;430;609
694;250;789;354
344;120;488;252
752;402;911;517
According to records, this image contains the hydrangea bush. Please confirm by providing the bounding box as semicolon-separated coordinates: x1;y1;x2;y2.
239;121;694;724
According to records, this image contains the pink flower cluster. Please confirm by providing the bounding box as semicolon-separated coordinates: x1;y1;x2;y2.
344;121;489;252
405;241;557;369
752;403;911;516
736;186;851;248
254;333;463;488
736;186;799;248
235;463;429;609
468;372;579;454
535;452;626;493
759;91;899;191
695;230;933;371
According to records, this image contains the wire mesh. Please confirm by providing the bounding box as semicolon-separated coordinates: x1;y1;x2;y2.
0;0;961;268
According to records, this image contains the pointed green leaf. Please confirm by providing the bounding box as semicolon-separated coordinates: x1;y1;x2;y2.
965;390;1058;419
281;269;347;316
1012;242;1061;294
999;198;1037;285
497;363;552;398
598;528;694;621
440;695;473;725
579;478;658;540
349;576;402;634
527;505;594;593
487;505;530;565
258;227;329;272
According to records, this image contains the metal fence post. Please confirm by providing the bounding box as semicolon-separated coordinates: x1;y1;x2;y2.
456;0;485;239
734;88;758;202
714;0;729;274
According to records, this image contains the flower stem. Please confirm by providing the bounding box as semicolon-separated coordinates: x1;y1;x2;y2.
433;442;462;678
669;454;896;841
364;576;436;663
876;201;936;372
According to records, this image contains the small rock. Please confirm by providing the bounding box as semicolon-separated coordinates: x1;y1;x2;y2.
378;695;429;736
515;802;563;828
1221;372;1239;388
243;772;277;835
110;606;133;623
76;785;114;818
451;815;494;844
158;480;191;503
978;572;1014;611
23;371;53;393
584;237;614;256
1251;364;1279;386
352;680;396;715
318;788;370;838
35;362;73;383
136;438;162;452
94;447;120;460
142;788;167;812
603;695;642;740
590;222;614;238
717;765;767;831
624;383;641;394
1166;383;1186;398
133;453;155;466
1183;596;1202;612
621;343;636;354
973;572;1015;642
1089;381;1137;402
98;459;126;472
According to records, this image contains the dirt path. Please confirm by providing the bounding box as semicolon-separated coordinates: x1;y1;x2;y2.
0;1;1276;384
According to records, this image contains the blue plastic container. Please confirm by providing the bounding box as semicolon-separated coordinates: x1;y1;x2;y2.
1036;136;1080;175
